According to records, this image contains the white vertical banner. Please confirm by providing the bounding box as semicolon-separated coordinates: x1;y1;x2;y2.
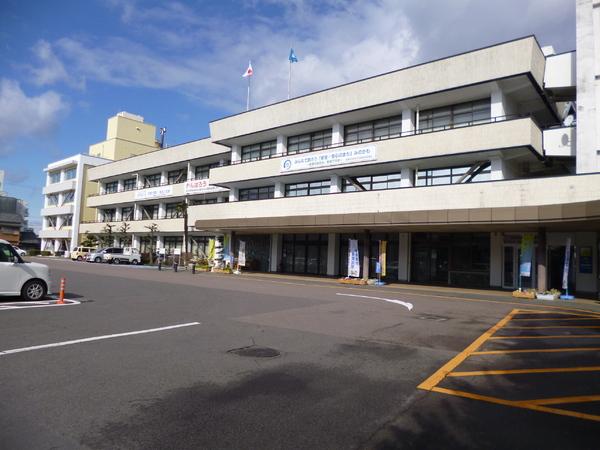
238;241;246;267
562;237;571;290
348;239;360;277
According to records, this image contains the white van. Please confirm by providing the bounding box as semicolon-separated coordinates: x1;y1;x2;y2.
0;239;52;300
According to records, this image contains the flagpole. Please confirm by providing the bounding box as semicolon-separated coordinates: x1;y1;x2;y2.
288;60;291;100
247;76;250;111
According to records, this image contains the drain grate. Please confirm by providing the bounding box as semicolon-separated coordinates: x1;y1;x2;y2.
417;314;449;322
227;345;281;358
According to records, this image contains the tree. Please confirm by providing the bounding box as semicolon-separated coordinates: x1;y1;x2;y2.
118;222;131;246
175;200;189;265
100;223;115;247
144;223;159;263
80;232;98;248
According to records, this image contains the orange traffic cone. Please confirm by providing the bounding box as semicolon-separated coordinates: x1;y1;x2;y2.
57;277;66;304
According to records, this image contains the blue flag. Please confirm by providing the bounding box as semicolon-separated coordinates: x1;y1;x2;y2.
289;48;298;63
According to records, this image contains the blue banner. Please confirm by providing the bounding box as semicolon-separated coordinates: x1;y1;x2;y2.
519;233;534;277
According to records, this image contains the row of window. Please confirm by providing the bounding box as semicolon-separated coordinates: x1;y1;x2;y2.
48;167;77;184
102;162;227;194
239;98;493;162
46;191;75;206
235;164;490;202
44;215;73;228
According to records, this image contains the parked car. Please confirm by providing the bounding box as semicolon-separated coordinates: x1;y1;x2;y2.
103;247;141;265
71;246;96;261
86;248;108;263
12;246;27;257
1;239;51;300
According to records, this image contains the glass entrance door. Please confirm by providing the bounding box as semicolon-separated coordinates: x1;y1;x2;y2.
502;245;517;289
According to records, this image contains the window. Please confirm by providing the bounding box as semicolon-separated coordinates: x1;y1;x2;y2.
241;140;277;162
104;181;118;194
62;215;73;227
164;236;183;253
46;217;57;228
342;173;402;192
0;243;17;262
47;194;59;206
165;202;184;218
123;178;137;191
143;173;161;187
141;204;159;220
345;115;402;144
418;99;491;131
285;180;330;197
64;167;77;180
287;129;332;155
49;172;61;184
167;169;187;184
195;162;219;180
121;206;134;221
101;209;116;222
415;164;491;187
190;198;218;205
62;191;75;204
239;186;275;201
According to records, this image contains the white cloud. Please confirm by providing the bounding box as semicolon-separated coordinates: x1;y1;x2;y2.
31;0;420;111
0;79;69;153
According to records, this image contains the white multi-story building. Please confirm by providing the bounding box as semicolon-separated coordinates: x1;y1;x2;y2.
40;154;110;253
82;1;600;297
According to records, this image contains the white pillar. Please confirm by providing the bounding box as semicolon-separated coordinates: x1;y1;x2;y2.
160;170;167;185
136;173;143;189
274;181;285;198
490;158;506;181
156;235;163;251
132;234;139;249
332;123;344;145
133;203;141;220
276;135;286;156
229;187;239;202
330;174;342;193
326;233;339;276
117;179;124;192
398;232;409;282
400;167;414;187
115;207;122;221
231;144;242;163
491;87;506;119
187;162;192;180
54;240;61;253
158;203;166;219
270;233;282;272
401;108;415;135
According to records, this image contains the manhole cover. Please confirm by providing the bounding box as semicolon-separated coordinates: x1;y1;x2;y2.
227;345;280;358
417;314;449;322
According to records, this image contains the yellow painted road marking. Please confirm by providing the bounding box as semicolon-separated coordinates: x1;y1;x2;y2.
504;325;600;329
418;309;518;390
471;347;600;355
430;386;600;422
510;317;600;321
489;334;600;340
523;395;600;406
448;366;600;377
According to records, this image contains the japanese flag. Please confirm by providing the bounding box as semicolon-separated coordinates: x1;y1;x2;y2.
242;61;253;77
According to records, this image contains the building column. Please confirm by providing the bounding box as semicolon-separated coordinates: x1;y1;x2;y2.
398;232;409;282
158;203;166;220
489;232;503;287
131;234;139;249
330;174;342;193
136;173;143;189
332;123;344;145
491;83;516;119
362;230;370;280
401;108;415;135
229;187;239;202
327;233;339;276
274;181;285;198
231;145;242;163
276;135;287;156
115;207;122;221
156;235;163;251
160;170;168;185
270;233;282;272
117;179;124;192
490;158;506;181
54;240;61;253
536;228;547;292
400;167;414;187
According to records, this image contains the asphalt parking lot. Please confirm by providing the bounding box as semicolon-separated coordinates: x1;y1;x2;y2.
1;257;600;449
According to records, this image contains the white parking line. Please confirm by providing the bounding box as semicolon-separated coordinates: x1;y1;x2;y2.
0;322;201;357
0;299;80;311
336;293;414;311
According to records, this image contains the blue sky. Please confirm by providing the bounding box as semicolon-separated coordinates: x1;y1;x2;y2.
0;0;575;230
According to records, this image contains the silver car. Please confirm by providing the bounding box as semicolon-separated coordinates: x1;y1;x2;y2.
86;248;108;263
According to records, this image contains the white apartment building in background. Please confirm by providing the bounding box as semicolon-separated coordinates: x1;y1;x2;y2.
40;112;161;253
40;154;109;253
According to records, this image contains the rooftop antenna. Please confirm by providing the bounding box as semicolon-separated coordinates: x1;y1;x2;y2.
160;127;167;148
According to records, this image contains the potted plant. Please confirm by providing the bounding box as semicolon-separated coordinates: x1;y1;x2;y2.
512;289;536;299
536;289;561;301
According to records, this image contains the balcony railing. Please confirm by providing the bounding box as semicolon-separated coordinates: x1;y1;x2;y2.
231;114;532;166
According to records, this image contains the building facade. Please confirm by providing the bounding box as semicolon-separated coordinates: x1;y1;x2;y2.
79;138;230;257
0;196;28;245
41;112;160;253
81;8;600;297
